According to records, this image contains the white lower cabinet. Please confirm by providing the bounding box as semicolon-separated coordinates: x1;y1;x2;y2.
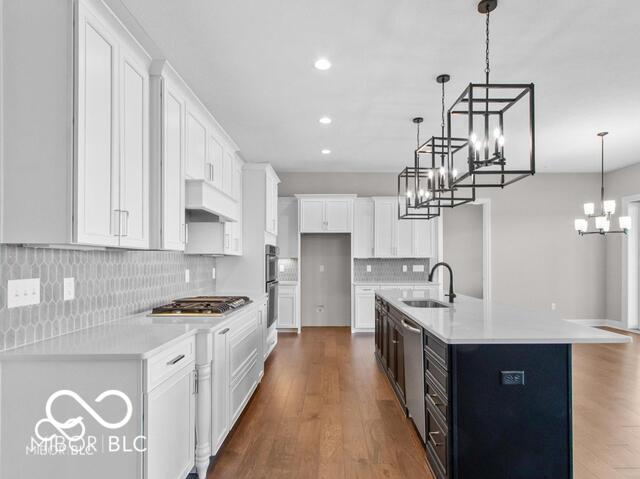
258;299;268;378
354;286;376;329
277;284;299;329
210;308;260;455
145;366;196;479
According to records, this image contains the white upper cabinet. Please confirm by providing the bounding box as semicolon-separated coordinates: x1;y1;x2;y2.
119;47;150;248
373;197;436;258
185;107;207;180
297;195;354;233
207;134;224;190
353;198;374;258
374;198;397;257
265;169;279;236
1;0;151;247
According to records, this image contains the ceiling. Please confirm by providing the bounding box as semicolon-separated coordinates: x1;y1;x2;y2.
118;0;640;173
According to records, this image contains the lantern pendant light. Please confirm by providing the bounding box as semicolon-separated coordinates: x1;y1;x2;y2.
448;0;535;189
416;74;475;208
398;118;440;220
574;132;631;236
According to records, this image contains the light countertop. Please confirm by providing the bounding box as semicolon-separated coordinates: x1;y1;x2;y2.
0;291;267;360
376;289;632;345
353;281;438;286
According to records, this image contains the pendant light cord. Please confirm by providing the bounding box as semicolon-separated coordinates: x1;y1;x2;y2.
600;134;605;208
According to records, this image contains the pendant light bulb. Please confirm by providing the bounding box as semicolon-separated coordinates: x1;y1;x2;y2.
619;216;632;231
418;188;425;198
406;190;413;199
498;135;505;147
583;203;595;216
493;127;501;139
439;166;446;176
452;168;458;179
574;219;588;232
595;216;608;230
603;200;616;215
470;132;477;144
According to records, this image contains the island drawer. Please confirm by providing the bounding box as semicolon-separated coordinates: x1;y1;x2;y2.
426;401;449;479
425;374;448;422
425;349;448;397
424;332;448;369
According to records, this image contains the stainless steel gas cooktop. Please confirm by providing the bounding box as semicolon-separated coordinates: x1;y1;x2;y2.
149;296;251;317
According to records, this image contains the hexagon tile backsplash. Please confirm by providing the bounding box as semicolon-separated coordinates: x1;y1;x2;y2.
0;245;216;352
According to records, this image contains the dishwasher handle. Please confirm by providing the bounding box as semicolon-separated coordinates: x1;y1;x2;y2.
402;319;421;334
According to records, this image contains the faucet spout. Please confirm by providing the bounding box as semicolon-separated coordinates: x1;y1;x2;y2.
428;262;457;303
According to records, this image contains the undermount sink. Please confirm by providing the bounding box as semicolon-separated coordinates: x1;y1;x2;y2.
402;299;450;308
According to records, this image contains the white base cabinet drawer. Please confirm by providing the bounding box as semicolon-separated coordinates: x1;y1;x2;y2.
146;336;196;391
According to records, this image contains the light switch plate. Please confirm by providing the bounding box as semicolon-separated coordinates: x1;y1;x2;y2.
413;265;425;272
63;277;75;301
212;267;216;280
7;278;40;308
366;265;372;272
185;269;190;283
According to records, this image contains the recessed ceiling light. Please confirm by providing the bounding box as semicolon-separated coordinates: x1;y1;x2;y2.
321;149;331;155
314;58;331;71
319;116;332;125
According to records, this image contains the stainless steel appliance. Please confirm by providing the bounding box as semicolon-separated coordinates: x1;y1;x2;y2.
403;316;426;442
149;296;252;317
265;244;279;327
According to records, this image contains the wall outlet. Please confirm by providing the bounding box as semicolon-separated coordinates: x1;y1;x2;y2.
551;302;556;311
413;265;425;273
319;265;325;273
316;305;325;313
366;265;372;273
402;265;408;273
63;277;75;301
211;267;216;280
185;269;190;283
501;371;525;386
7;278;40;308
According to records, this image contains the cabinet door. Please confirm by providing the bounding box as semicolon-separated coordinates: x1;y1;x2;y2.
119;50;149;248
413;220;434;257
277;291;296;328
257;307;265;378
223;221;234;254
394;325;406;402
162;84;186;251
374;200;396;257
211;329;229;454
354;199;374;257
145;367;196;479
271;177;279;235
185;107;206;180
222;151;234;196
233;159;243;202
227;316;259;427
299;199;325;232
325;199;351;232
76;6;119;247
207;134;223;189
397;219;413;257
355;293;375;329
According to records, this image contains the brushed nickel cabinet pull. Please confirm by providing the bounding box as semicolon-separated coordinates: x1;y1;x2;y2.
167;354;185;365
219;328;230;335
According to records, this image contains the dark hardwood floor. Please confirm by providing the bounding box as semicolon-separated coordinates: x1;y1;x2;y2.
208;326;640;479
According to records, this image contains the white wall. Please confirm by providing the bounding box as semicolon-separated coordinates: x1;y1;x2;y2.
279;171;605;319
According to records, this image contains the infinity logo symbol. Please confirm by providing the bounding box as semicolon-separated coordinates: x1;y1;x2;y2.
34;390;133;443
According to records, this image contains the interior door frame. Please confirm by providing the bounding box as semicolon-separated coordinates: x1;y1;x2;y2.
621;194;640;330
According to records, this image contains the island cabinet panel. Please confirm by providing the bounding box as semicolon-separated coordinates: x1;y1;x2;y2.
375;294;573;479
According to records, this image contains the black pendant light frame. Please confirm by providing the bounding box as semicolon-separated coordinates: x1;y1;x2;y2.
398;118;441;220
449;0;536;189
416;74;476;208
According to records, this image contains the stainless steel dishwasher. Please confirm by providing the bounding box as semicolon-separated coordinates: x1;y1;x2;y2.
402;316;426;442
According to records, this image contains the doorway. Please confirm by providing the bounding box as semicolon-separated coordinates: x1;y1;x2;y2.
443;204;484;298
300;234;351;327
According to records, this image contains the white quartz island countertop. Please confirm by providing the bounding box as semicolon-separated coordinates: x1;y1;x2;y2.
376;288;632;345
